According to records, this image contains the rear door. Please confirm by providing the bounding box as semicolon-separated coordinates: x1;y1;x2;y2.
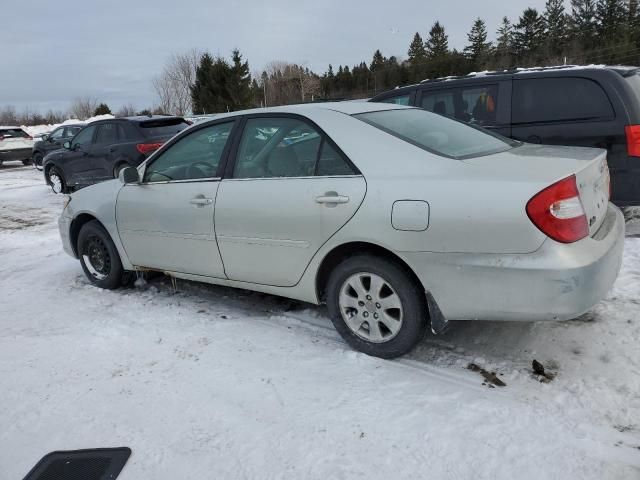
416;81;511;136
214;115;366;287
88;122;122;183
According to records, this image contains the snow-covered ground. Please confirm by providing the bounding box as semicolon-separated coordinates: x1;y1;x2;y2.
1;165;639;480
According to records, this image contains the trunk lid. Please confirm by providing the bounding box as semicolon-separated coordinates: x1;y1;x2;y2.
464;144;610;237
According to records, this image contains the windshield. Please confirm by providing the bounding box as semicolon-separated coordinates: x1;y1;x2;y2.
355;108;517;159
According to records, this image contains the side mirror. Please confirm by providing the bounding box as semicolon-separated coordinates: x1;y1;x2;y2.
42;134;49;141
63;141;71;150
119;166;140;184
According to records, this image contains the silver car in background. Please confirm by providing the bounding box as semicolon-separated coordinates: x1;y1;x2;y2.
58;102;624;358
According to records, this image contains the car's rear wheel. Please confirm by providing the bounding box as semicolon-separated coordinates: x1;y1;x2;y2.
78;220;130;289
33;152;44;170
326;255;428;358
46;167;66;194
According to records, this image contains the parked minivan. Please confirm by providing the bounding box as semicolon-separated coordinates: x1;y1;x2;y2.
370;65;640;206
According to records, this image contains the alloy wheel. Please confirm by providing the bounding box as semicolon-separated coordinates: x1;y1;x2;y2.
49;172;63;193
338;272;404;343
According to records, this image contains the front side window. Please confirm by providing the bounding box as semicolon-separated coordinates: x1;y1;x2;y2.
233;117;355;179
64;126;82;138
512;77;614;124
143;122;234;182
380;94;411;106
421;84;499;126
356;108;516;159
50;128;65;140
71;125;96;148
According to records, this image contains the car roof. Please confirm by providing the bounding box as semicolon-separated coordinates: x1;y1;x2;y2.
120;115;185;123
198;101;408;123
0;126;24;129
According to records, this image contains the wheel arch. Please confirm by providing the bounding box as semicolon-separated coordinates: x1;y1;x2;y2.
315;241;425;303
70;213;106;257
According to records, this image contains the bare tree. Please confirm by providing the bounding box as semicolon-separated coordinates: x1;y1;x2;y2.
0;105;18;125
115;103;137;117
70;96;99;120
262;61;321;106
153;49;200;116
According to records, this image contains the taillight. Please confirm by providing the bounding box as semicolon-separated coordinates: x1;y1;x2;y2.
625;125;640;156
526;175;589;243
0;135;4;141
136;142;163;155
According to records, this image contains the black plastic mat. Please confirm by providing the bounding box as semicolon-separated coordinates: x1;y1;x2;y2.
23;447;131;480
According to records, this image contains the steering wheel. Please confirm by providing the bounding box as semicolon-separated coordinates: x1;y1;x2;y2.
186;161;213;179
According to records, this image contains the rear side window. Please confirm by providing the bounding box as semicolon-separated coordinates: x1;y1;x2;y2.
95;123;119;144
512;77;614;124
139;119;189;137
380;94;411;106
355;108;516;159
421;84;499;126
0;128;28;138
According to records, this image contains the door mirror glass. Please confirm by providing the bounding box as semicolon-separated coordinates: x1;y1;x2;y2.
42;134;49;141
119;166;140;184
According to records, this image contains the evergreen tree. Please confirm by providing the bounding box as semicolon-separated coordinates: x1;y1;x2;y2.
407;32;427;82
228;49;252;110
495;16;515;68
595;0;627;41
570;0;597;50
464;18;491;68
93;103;111;116
191;53;232;113
425;21;449;58
514;8;545;64
543;0;569;56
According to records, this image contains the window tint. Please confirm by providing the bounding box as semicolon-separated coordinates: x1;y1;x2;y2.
139;118;189;137
143;122;233;182
356;108;516;159
233;118;355;179
50;128;65;140
95;123;119;144
512;77;614;124
316;141;355;176
421;84;498;126
71;125;96;147
380;94;411;106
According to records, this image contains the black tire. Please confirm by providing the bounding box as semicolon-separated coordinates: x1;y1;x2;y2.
78;220;129;289
22;158;32;165
326;255;428;359
33;152;44;170
46;166;66;194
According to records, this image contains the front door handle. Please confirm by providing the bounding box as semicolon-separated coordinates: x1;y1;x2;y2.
190;197;213;206
315;193;349;205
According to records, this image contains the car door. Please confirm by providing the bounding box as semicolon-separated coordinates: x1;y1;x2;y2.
214;115;366;287
116;121;236;277
63;125;97;185
45;127;66;153
90;122;121;183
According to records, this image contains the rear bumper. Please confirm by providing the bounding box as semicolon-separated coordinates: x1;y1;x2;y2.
402;204;625;321
0;147;31;162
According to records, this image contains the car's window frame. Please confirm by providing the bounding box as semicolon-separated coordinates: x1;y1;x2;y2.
49;127;65;140
511;75;615;125
223;113;361;180
139;119;238;185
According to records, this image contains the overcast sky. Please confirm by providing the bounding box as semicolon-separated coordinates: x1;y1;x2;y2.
1;0;553;114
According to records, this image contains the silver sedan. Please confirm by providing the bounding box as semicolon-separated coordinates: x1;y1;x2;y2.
58;102;624;358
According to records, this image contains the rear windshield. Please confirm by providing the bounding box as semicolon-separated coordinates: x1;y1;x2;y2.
139;119;189;138
355;108;516;159
0;128;28;138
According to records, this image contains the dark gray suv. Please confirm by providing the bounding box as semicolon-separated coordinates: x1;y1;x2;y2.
32;124;84;170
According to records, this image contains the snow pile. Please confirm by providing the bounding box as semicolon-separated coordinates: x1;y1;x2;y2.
23;114;114;137
1;168;639;479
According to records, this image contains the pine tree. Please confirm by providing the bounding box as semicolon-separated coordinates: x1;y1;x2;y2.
227;49;252;110
514;8;545;64
425;21;449;58
191;53;232;114
543;0;569;56
407;32;427;81
595;0;627;41
93;103;111;116
495;16;514;68
464;18;491;68
570;0;597;50
370;50;386;72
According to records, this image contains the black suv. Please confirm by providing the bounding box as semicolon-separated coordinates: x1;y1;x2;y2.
370;65;640;206
43;116;190;193
32;124;84;170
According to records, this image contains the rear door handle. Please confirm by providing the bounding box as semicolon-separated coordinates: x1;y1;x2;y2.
315;194;349;204
190;197;213;206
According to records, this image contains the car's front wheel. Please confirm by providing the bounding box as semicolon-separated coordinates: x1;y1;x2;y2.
78;220;130;289
46;167;66;194
22;158;32;165
326;255;428;358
